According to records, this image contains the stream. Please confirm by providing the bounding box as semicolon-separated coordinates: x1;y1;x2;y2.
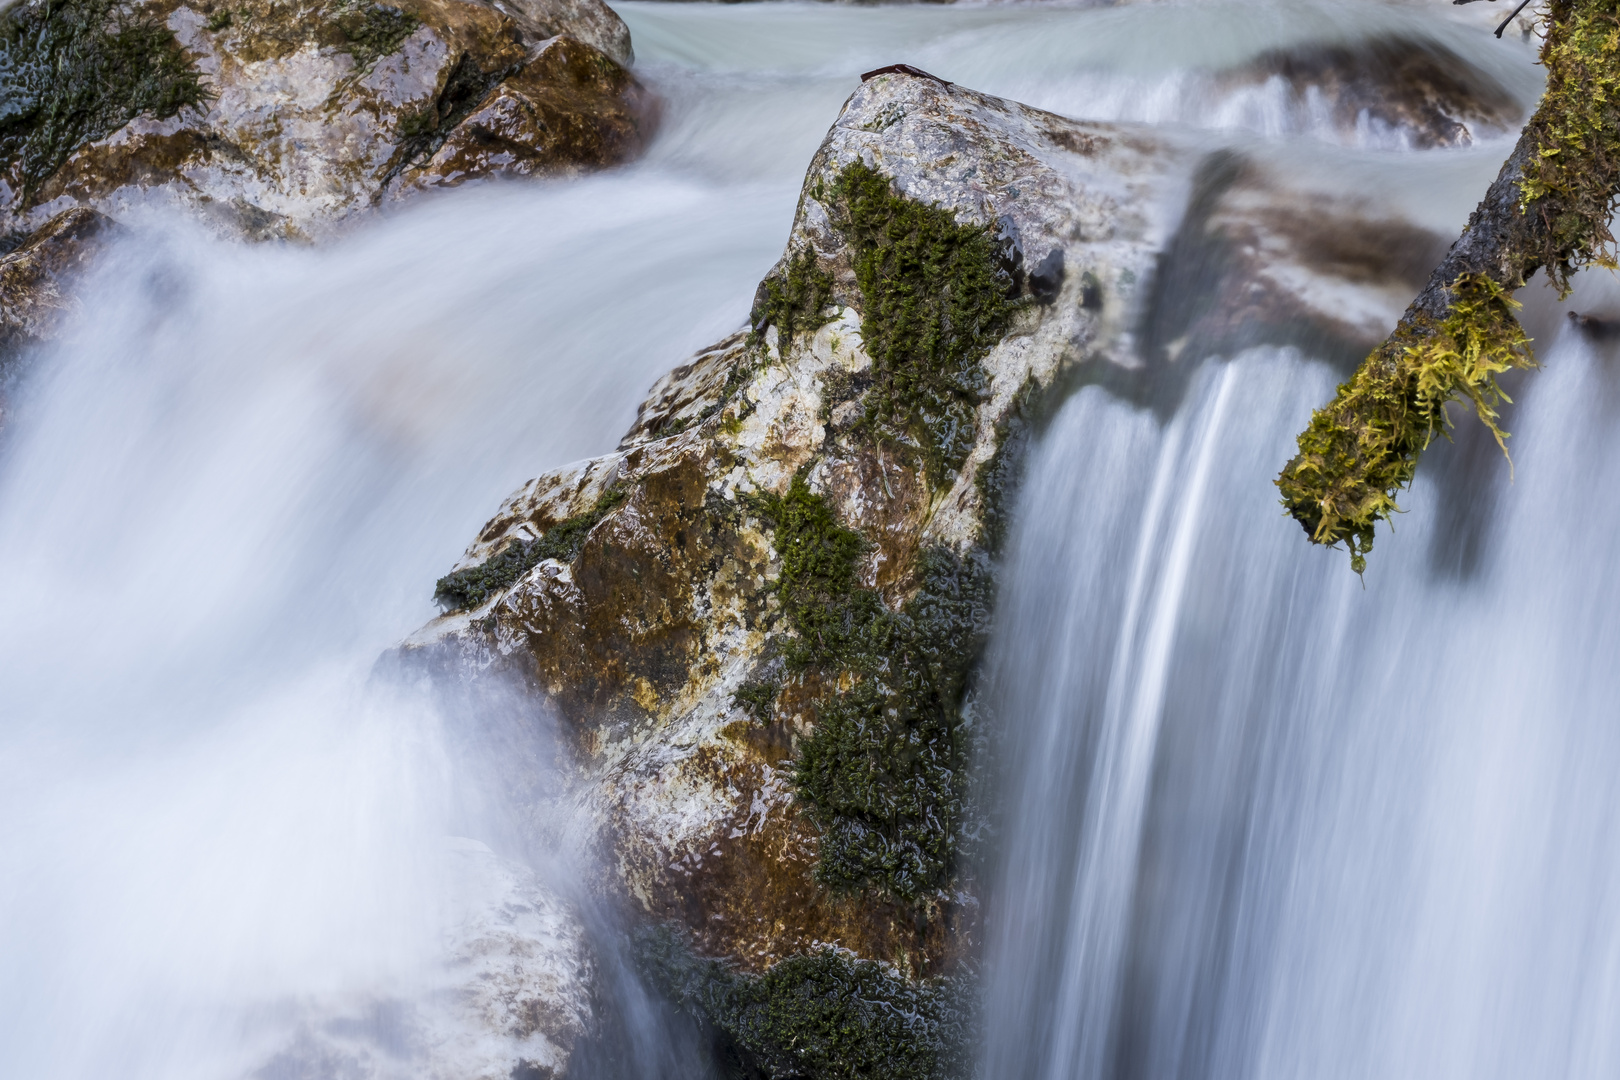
1;1;1610;1078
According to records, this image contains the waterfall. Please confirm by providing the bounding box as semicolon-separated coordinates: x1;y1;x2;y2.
0;0;1596;1076
981;318;1620;1078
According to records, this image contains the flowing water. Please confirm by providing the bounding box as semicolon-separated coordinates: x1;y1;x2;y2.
0;0;1606;1077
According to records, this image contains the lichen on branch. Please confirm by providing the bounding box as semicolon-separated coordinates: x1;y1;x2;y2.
1519;0;1620;291
1277;0;1620;569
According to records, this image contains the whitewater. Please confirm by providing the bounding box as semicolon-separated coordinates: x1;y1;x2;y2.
3;2;1613;1078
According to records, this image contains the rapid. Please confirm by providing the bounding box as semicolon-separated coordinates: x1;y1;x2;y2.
0;1;1605;1078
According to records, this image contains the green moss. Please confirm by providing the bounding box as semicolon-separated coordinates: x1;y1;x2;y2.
0;0;210;203
754;247;835;348
331;0;418;70
637;926;974;1080
732;677;781;724
434;486;627;611
1518;0;1620;294
748;474;885;668
205;7;233;31
829;161;1014;489
397;105;436;139
748;476;990;901
1276;273;1533;572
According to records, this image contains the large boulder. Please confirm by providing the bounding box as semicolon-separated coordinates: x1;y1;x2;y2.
0;0;651;240
407;67;1172;975
400;67;1460;1077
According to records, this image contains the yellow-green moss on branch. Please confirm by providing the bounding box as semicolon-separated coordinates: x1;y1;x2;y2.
1276;0;1620;569
1276;275;1533;573
1520;0;1620;290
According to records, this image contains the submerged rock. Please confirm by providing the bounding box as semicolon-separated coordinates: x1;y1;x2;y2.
1222;33;1522;148
0;0;652;241
249;841;595;1080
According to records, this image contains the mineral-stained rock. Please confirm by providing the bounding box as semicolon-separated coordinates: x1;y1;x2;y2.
0;0;650;241
399;66;1468;1076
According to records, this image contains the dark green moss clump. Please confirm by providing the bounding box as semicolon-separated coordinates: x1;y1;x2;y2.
732;677;782;724
638;926;974;1080
754;246;836;347
0;0;210;202
332;1;418;70
434;486;626;611
829;161;1014;488
749;476;990;901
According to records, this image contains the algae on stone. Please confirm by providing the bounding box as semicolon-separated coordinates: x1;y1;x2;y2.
434;485;626;610
0;0;210;202
638;925;973;1080
754;246;835;347
748;476;990;903
828;161;1014;489
331;0;419;70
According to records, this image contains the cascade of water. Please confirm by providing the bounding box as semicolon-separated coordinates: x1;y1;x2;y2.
0;0;1577;1076
982;305;1620;1078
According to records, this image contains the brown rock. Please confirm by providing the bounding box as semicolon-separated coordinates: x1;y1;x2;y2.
0;207;114;359
2;0;652;240
398;35;653;191
0;206;115;423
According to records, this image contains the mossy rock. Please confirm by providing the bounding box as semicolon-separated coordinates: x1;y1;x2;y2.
0;0;209;204
638;926;975;1080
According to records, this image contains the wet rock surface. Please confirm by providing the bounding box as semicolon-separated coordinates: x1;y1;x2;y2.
0;206;115;423
0;0;651;240
0;206;114;358
251;841;595;1080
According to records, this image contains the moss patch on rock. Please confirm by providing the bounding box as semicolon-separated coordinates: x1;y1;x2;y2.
754;246;835;347
1276;273;1533;572
434;485;627;611
331;0;418;70
748;475;990;902
1519;0;1620;293
637;925;974;1080
826;161;1014;489
0;0;210;202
